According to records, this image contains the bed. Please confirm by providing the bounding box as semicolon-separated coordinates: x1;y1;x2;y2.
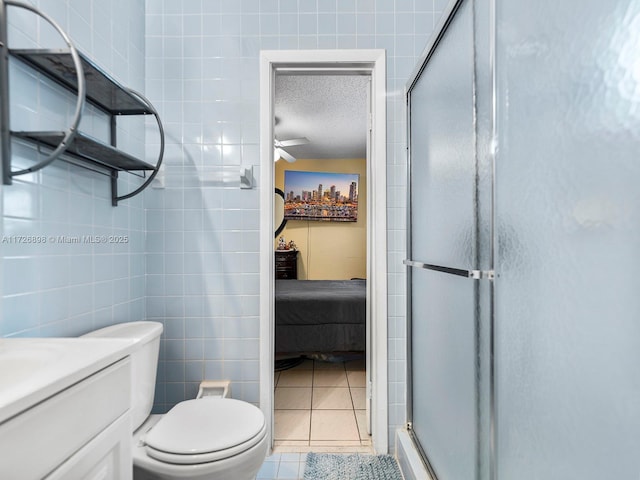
275;279;366;355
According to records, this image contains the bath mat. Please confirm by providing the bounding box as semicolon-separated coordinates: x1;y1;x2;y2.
303;453;403;480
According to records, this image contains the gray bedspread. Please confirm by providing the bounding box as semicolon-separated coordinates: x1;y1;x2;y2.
275;279;366;354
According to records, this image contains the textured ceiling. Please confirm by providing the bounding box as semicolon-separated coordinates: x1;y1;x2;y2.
274;74;369;160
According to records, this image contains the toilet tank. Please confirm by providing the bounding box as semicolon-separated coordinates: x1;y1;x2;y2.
82;321;163;431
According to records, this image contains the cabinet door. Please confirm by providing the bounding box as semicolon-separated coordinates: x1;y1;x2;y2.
46;413;132;480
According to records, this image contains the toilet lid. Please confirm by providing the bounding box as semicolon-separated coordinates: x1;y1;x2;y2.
144;398;265;459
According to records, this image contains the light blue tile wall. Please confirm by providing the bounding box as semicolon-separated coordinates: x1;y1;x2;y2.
144;0;444;450
1;0;146;337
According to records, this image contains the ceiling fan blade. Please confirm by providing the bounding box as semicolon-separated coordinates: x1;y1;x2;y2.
278;137;310;147
276;147;297;163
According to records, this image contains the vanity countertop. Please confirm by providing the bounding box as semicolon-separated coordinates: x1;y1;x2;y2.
0;337;135;424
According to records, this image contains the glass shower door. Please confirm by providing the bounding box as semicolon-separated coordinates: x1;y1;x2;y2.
406;1;640;478
406;1;482;478
493;0;640;478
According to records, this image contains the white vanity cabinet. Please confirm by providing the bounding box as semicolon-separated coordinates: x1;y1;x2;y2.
0;338;136;479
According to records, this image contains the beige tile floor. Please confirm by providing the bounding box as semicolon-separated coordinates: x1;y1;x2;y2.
274;358;372;453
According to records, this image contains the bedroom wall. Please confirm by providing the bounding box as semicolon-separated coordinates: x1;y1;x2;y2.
275;158;366;280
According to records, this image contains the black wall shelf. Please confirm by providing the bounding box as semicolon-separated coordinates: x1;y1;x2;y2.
10;49;154;116
12;131;157;172
0;0;164;206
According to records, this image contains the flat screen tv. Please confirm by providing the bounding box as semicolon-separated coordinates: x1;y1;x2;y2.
283;170;359;222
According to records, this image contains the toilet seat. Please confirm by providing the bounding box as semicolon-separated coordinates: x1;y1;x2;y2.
143;398;266;465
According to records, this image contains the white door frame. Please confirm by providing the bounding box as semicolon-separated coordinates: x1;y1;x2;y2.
259;49;388;454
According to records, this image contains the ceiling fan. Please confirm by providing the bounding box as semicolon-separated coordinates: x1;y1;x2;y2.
274;137;310;162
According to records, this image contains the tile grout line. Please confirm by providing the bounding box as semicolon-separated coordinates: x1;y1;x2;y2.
344;360;364;444
308;361;315;445
345;363;362;443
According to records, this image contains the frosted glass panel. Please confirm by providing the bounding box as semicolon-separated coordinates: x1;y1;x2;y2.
495;0;640;478
409;0;475;269
411;268;476;479
408;0;478;478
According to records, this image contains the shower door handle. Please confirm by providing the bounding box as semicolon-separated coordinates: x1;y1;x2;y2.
403;259;494;280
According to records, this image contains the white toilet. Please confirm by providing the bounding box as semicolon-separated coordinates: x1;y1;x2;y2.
83;321;268;480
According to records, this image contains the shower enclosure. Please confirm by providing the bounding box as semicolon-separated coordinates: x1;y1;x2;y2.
405;0;640;479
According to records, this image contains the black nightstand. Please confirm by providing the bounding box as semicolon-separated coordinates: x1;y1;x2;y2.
275;250;298;279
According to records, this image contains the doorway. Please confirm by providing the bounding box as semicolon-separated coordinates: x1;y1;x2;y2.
273;73;369;450
259;50;388;454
